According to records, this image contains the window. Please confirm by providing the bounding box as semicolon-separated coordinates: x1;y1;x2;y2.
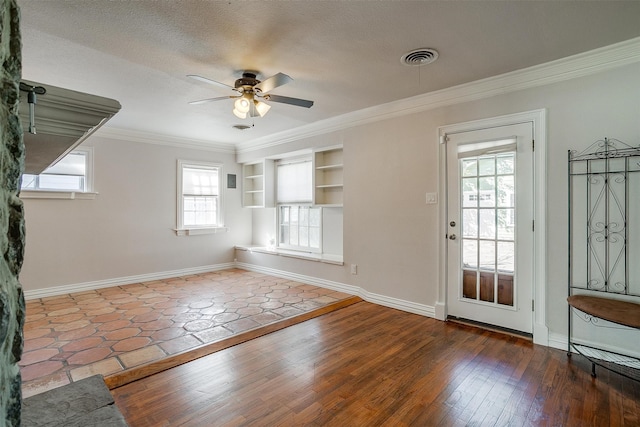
276;158;321;252
21;150;91;192
279;205;322;252
177;160;223;231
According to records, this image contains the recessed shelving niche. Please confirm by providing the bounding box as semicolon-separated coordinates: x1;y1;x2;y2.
242;160;274;208
314;147;343;207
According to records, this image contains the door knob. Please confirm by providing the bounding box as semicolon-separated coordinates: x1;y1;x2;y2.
449;234;457;240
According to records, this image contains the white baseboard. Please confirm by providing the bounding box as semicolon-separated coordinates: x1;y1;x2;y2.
548;332;568;351
549;331;640;359
236;262;437;318
533;322;550;347
23;263;236;300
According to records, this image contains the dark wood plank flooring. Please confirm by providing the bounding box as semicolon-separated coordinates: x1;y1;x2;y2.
111;302;640;426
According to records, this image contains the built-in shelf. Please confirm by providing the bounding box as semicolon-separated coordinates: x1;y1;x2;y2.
242;160;274;208
314;147;343;207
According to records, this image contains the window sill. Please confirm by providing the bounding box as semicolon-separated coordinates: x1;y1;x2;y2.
174;227;229;236
235;245;344;265
20;191;98;200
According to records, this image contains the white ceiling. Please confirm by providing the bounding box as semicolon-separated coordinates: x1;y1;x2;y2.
18;1;640;148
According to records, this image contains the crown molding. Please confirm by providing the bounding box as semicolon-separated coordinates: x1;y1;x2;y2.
94;127;236;154
237;36;640;155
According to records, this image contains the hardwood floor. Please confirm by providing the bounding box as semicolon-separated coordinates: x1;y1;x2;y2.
112;302;640;426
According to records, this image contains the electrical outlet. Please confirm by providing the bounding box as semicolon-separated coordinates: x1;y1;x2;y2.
351;264;358;275
426;192;438;204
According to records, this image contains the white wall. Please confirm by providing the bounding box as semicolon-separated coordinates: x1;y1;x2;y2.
238;61;640;339
20;136;251;292
20;60;640;344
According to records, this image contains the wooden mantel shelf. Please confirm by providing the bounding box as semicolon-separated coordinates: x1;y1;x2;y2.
568;295;640;329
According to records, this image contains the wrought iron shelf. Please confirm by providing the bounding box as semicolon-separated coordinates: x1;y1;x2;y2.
567;137;640;382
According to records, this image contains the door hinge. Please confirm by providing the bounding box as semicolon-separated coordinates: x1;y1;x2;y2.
532;139;535;152
532;220;535;232
532;300;535;311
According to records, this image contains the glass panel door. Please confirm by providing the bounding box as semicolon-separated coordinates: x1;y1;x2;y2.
446;122;534;334
460;153;515;307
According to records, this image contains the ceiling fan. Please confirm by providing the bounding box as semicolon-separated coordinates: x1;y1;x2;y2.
187;71;314;119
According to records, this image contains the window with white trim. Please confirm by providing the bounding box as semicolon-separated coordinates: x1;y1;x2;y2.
177;160;223;230
276;158;321;253
21;149;91;192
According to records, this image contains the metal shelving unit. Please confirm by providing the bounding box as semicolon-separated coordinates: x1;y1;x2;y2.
567;137;640;381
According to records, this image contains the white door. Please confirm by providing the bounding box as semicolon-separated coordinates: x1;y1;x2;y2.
446;123;534;334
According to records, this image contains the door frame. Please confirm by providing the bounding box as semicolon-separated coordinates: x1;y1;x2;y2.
436;109;549;346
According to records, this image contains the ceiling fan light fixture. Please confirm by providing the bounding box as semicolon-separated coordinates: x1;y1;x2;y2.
254;100;271;117
234;95;251;114
232;107;247;119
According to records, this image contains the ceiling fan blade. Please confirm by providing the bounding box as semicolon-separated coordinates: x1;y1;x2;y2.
188;96;234;105
265;94;314;108
254;72;293;93
187;74;235;91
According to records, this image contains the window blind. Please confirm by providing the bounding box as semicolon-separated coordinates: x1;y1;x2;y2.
277;160;312;203
182;167;219;196
457;138;517;159
45;152;86;176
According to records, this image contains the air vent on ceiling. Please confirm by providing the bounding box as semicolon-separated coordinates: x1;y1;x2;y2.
401;48;439;66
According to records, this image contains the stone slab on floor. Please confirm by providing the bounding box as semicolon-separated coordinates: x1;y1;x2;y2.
22;375;127;427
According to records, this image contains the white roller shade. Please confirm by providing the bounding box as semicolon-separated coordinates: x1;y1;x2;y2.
277;160;312;203
458;138;517;159
45;152;86;176
182;167;219;196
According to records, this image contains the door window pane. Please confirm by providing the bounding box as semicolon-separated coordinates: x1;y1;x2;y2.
479;240;495;271
497;241;515;273
497;209;515;240
463;209;478;238
462;239;478;269
496;154;514;175
462;159;477;177
479;209;495;239
462;178;478;207
478;177;495;207
497;176;514;207
478;157;495;176
458;150;517;309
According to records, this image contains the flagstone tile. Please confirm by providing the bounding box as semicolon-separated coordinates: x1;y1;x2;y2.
62;337;104;352
21;360;65;382
70;357;123;382
67;347;112;365
118;345;166;368
194;326;234;343
112;336;152;352
20;349;60;366
159;335;202;355
103;327;141;341
23;337;56;352
21;269;355;398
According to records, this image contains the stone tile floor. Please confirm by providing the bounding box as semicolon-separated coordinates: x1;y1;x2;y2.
21;268;352;398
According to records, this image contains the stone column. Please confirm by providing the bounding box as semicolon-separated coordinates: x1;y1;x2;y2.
0;0;25;426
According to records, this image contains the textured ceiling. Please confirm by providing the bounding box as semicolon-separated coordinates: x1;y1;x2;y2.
18;1;640;147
